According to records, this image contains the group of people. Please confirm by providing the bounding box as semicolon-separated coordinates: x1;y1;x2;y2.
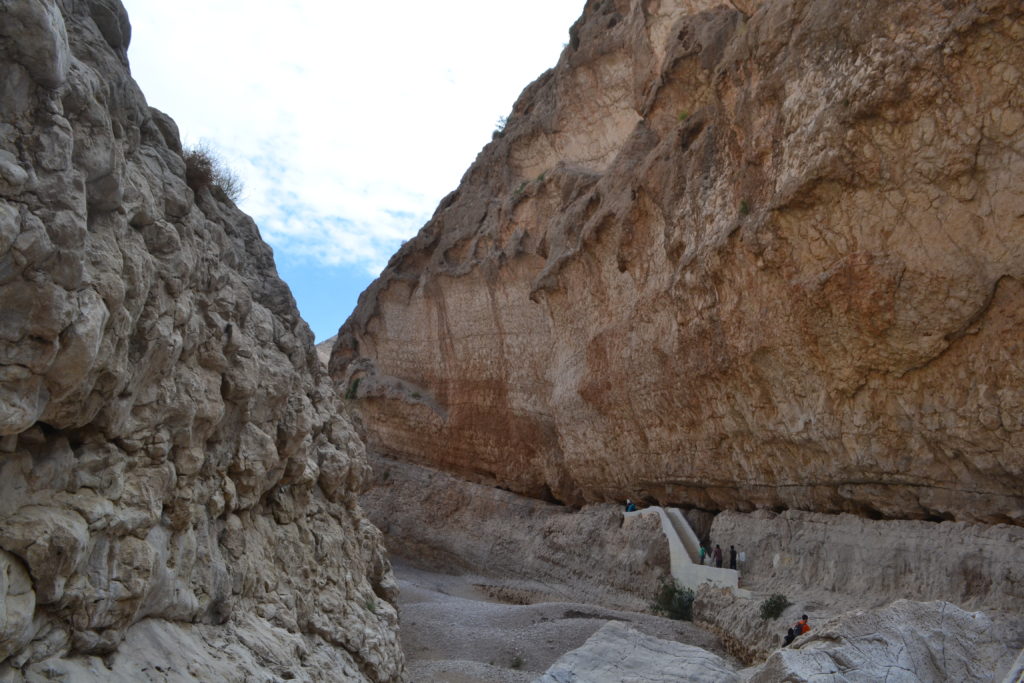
698;542;743;570
622;501;745;570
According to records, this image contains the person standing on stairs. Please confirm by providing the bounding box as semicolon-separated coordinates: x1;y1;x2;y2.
713;544;723;568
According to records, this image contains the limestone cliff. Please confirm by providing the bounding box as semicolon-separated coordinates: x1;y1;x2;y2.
0;1;401;679
333;0;1024;524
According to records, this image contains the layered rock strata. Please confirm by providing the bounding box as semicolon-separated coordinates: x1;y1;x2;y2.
709;509;1024;614
333;0;1024;523
0;1;401;679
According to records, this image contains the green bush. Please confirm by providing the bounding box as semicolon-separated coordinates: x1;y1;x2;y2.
739;199;751;216
652;580;694;621
759;593;791;620
183;141;243;202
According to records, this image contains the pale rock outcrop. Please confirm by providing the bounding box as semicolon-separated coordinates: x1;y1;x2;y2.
317;335;337;368
537;621;740;683
0;0;401;679
540;601;1022;682
750;600;1020;682
332;0;1024;524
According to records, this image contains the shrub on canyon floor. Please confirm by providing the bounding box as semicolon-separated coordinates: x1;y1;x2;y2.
759;593;791;620
652;579;694;621
183;142;243;202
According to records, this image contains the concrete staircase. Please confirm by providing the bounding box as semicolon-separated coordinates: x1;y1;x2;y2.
624;506;752;598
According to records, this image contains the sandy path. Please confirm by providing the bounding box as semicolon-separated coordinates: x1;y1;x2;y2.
393;560;736;682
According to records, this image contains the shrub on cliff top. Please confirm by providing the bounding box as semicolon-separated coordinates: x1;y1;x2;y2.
184;142;243;202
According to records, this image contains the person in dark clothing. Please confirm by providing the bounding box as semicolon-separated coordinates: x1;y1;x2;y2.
729;545;737;570
713;544;723;568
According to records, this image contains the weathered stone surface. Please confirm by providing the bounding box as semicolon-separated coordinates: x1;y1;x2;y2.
539;601;1022;682
333;0;1024;524
709;509;1024;614
537;621;740;683
0;0;401;679
694;508;1024;664
0;551;34;662
316;335;336;368
750;600;1020;682
362;455;669;612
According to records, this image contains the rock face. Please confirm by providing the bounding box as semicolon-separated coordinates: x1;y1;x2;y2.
708;509;1024;614
362;455;670;612
0;1;401;679
691;509;1024;663
332;0;1024;524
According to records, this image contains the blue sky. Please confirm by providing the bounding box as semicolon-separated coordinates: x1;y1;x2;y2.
121;1;583;341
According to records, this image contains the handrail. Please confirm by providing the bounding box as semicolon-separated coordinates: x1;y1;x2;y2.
624;506;743;594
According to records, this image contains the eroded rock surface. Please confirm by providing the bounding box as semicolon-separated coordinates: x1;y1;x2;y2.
333;0;1024;523
696;508;1024;663
539;601;1021;682
537;621;740;683
0;0;401;679
710;509;1024;613
362;455;669;612
749;600;1020;682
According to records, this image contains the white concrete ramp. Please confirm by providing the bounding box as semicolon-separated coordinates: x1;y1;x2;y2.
624;506;751;597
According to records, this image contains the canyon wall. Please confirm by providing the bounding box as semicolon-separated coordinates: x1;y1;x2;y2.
708;509;1024;614
333;0;1024;524
361;455;670;612
0;1;401;679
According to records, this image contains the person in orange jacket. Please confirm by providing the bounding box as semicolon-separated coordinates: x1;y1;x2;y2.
783;615;810;646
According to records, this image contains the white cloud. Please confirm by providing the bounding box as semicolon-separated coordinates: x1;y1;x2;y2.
122;0;582;274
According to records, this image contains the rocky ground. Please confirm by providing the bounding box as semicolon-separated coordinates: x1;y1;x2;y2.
392;559;736;683
365;454;1024;681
